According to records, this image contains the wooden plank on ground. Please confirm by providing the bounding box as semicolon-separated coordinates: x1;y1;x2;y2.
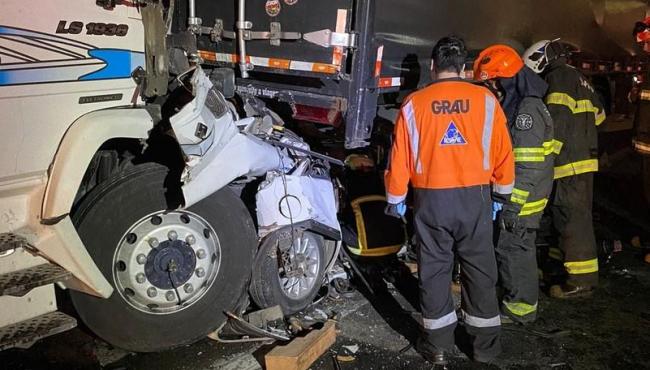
265;320;337;370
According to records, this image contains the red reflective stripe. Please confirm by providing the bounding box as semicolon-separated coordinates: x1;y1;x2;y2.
375;45;384;77
379;77;401;88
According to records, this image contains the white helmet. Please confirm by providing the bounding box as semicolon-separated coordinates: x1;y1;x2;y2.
523;40;552;74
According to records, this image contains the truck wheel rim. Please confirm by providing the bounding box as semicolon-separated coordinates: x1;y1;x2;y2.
112;210;221;315
279;234;320;300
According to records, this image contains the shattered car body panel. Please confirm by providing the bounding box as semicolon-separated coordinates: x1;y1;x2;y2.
168;67;341;242
256;173;341;239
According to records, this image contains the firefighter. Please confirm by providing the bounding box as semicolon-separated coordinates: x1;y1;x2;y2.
523;40;606;298
474;45;556;323
384;36;515;364
633;18;650;206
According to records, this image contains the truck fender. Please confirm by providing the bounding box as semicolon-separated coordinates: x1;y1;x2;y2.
42;108;154;220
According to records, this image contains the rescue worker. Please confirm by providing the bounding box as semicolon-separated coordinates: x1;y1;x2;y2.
384;36;515;364
632;18;650;264
632;18;650;206
523;40;606;298
474;45;556;324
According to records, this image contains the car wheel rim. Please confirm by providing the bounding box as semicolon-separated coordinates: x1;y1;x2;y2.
112;210;221;315
278;233;321;300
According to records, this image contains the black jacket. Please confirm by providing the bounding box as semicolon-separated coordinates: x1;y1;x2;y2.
543;60;605;179
500;67;556;227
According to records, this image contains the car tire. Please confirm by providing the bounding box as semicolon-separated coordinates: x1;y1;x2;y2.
250;230;326;315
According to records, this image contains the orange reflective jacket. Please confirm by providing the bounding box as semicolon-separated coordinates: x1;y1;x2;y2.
385;79;515;203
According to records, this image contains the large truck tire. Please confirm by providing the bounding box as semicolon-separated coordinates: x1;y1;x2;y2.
70;163;256;352
250;231;326;315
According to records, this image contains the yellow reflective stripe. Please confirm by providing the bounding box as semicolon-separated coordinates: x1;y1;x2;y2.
510;188;530;205
519;198;548;216
548;247;563;261
554;159;598;179
514;147;545;162
512;188;530;197
543;140;563;155
503;301;538;317
514;148;545;154
515;155;545;162
546;93;605;126
565;259;599;274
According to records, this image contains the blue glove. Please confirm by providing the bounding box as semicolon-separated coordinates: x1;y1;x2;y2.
492;202;503;221
385;202;407;219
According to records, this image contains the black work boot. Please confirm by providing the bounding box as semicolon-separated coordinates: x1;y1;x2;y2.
549;284;594;299
415;337;448;366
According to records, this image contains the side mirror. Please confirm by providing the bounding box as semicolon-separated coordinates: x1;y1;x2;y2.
209;68;236;99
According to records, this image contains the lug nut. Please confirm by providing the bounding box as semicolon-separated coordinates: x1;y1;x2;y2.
185;234;196;245
183;283;194;294
168;230;178;240
148;238;159;248
165;291;176;302
136;273;146;284
196;249;206;259
147;287;157;297
136;254;147;265
196;268;206;278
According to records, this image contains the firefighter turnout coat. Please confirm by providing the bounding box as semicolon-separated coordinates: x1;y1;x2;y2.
544;60;605;286
544;63;605;179
507;97;557;227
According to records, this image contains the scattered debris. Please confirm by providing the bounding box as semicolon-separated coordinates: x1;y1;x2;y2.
314;309;329;320
93;340;131;367
399;343;414;354
611;268;631;277
342;344;359;354
208;308;290;343
336;354;356;362
503;326;571;339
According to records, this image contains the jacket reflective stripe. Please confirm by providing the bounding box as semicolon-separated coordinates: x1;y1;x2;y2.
494;182;514;195
543;139;563;155
565;258;599;274
462;310;500;328
482;94;496;170
514;147;545;162
503;301;538;317
519;198;548;216
554;159;598;179
510;188;530;205
633;139;650;154
403;101;422;174
421;311;458;330
549;247;564;261
515;139;562;163
546;93;606;126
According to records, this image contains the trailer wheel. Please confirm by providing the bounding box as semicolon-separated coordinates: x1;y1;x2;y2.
70;163;256;352
250;231;326;315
